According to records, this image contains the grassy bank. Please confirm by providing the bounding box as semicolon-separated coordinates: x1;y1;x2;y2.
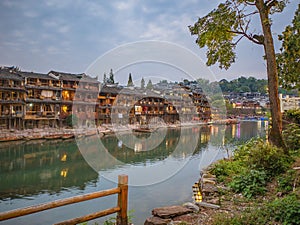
206;123;300;225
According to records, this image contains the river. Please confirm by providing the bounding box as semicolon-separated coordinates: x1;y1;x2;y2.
0;121;267;224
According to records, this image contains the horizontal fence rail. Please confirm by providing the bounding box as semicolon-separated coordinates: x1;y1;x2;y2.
0;174;128;225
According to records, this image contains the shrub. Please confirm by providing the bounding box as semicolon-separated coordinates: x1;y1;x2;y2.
229;169;268;198
283;123;300;155
285;109;300;124
213;196;300;225
212;205;271;225
277;169;299;193
234;138;291;178
268;194;300;225
209;159;245;182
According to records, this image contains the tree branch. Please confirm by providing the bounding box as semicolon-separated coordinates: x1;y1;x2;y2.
242;10;259;18
245;1;256;6
233;35;245;45
266;0;278;12
227;30;264;45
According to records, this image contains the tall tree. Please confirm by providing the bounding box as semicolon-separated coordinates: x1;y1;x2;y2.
108;69;114;84
146;79;153;89
189;0;288;150
276;4;300;91
103;72;107;84
141;77;145;89
127;73;134;87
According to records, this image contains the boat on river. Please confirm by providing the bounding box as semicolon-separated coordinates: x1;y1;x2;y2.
62;133;74;139
0;135;23;142
44;134;62;140
210;119;240;125
133;126;157;133
25;136;43;141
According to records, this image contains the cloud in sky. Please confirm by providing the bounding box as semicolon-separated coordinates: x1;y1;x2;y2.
0;0;298;81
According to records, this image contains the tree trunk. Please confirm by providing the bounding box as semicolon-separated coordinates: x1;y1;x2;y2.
255;0;287;152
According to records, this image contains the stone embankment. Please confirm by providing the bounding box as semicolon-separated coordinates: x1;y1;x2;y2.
144;171;225;225
0;121;214;142
0;128;100;142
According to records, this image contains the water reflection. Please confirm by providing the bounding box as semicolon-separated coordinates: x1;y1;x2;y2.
0;122;267;224
100;127;210;164
0;140;98;200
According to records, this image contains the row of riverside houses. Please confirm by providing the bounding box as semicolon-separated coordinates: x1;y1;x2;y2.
0;66;211;130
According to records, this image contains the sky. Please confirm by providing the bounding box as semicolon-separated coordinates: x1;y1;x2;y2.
0;0;298;83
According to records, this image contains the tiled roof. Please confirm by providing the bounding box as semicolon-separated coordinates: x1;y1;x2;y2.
100;85;123;94
49;71;99;83
18;71;57;80
0;68;23;81
48;71;82;81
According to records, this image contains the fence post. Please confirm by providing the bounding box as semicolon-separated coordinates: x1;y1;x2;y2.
117;174;128;225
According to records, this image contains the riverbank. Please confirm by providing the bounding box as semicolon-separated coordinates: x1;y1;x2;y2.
0;119;242;142
145;159;300;224
144;136;300;225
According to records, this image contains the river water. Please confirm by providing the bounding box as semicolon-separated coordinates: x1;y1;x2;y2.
0;121;267;224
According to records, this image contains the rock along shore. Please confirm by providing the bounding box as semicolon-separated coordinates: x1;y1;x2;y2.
0;120;229;143
144;167;227;225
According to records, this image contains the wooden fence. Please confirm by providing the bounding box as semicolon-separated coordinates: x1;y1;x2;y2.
0;174;128;225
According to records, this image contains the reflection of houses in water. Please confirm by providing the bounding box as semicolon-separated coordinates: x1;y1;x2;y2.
0;140;98;200
209;121;268;146
100;126;211;163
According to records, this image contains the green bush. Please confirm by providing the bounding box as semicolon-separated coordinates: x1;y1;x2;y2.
283;123;300;155
268;194;300;225
210;159;245;182
285;109;300;124
212;205;271;225
229;169;268;198
213;195;300;225
277;169;298;193
234;138;291;178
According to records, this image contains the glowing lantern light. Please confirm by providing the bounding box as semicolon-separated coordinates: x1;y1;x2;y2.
192;182;202;203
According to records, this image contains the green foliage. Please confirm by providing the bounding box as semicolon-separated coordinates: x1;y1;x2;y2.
268;194;300;225
127;209;135;223
277;4;300;91
196;76;296;95
277;169;298;193
189;1;238;69
213;194;300;225
219;76;267;94
141;77;145;89
234;138;290;177
189;0;289;149
146;79;153;89
79;222;98;225
103;209;134;225
211;138;292;198
212;204;271;225
107;69;115;84
229;169;268;198
285;109;300;124
189;0;288;70
65;114;78;128
210;159;245;182
283;123;300;154
103;72;107;84
103;217;115;225
127;73;134;87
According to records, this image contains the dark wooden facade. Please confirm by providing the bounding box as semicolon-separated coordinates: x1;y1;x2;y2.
0;67;211;130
